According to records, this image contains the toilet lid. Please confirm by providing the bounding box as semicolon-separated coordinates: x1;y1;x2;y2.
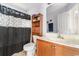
23;43;35;51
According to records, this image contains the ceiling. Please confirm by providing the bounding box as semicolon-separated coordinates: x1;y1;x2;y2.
1;3;45;14
47;3;76;15
8;3;44;11
1;3;76;15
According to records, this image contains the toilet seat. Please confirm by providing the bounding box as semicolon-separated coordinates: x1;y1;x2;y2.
23;35;38;56
23;43;35;51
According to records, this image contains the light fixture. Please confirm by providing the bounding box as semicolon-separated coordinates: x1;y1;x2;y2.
47;3;51;5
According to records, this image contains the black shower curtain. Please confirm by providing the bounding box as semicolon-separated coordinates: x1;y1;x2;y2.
0;26;31;56
0;4;31;56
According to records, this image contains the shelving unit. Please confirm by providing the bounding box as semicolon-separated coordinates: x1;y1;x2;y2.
32;13;43;36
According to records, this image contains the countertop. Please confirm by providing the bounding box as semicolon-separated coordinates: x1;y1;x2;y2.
33;35;79;49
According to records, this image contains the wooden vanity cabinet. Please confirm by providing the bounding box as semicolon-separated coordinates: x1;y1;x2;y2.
55;44;64;56
62;46;79;56
36;39;55;56
36;39;79;56
36;39;63;56
55;44;79;56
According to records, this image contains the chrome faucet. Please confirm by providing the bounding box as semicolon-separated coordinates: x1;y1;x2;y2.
57;33;64;39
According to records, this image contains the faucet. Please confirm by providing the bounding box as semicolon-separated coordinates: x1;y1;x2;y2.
57;33;64;39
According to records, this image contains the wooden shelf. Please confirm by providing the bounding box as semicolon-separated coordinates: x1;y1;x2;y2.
32;20;40;23
32;13;43;36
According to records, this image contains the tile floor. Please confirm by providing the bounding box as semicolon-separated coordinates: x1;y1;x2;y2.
12;50;36;56
12;50;26;56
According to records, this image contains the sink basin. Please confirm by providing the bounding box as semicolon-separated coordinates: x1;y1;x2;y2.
36;36;79;47
57;39;79;45
48;37;79;45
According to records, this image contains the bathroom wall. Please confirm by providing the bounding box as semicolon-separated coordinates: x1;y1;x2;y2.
46;14;58;33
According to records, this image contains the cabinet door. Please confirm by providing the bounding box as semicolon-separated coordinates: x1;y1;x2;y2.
55;44;63;56
63;46;79;56
51;44;55;56
37;39;53;56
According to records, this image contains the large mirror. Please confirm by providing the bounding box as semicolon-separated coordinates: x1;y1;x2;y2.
46;3;79;34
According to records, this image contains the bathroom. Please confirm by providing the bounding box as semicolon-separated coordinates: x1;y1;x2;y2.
0;3;79;56
32;3;79;56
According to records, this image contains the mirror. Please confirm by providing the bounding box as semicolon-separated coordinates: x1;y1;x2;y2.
46;3;79;34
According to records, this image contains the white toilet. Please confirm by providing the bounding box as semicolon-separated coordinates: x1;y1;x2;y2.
23;35;38;56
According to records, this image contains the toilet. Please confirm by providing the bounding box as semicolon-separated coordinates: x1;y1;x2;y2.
23;35;38;56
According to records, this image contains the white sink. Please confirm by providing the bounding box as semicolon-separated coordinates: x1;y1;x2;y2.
61;39;79;45
46;37;79;45
35;35;79;48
